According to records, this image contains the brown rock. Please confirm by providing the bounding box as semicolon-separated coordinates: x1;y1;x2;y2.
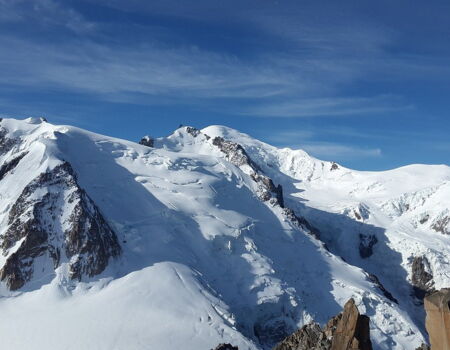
273;299;372;350
272;322;330;350
331;299;372;350
424;288;450;350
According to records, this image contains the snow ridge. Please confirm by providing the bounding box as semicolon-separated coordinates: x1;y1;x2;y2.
0;118;448;350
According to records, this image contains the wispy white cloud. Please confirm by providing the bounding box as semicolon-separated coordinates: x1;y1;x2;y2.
264;129;382;160
0;1;426;110
0;34;421;121
264;130;316;144
0;36;367;102
0;0;94;33
300;143;382;159
0;0;448;122
240;95;413;118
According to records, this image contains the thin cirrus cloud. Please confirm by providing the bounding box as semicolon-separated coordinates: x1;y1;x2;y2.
0;0;94;32
0;0;432;108
0;35;386;110
0;34;418;121
1;0;449;103
0;0;449;170
264;130;382;159
0;37;311;99
301;143;382;159
239;95;414;118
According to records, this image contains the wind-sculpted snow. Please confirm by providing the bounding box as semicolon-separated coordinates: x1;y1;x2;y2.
0;119;448;350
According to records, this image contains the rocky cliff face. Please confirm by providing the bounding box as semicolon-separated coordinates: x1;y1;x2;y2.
273;299;372;350
424;289;450;350
211;135;284;207
0;126;18;155
330;299;372;350
0;162;121;290
411;256;435;299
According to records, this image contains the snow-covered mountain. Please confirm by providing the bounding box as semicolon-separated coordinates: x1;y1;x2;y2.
0;117;448;350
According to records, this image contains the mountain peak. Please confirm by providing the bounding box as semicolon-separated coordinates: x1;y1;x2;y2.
0;117;448;349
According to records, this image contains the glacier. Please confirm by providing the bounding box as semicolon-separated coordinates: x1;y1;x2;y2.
0;117;449;350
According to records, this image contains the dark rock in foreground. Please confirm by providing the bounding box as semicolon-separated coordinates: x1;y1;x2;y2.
331;299;372;350
273;298;372;350
272;322;330;350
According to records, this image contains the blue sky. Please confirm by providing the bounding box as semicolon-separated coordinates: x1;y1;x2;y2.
0;0;449;170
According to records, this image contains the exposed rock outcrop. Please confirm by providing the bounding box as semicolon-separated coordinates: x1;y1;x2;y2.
283;207;321;240
0;162;121;290
211;344;238;350
358;234;378;258
411;256;434;299
424;288;450;350
0;151;27;181
139;135;154;147
431;215;450;235
273;299;372;350
186;126;202;138
211;136;282;206
210;135;319;237
212;136;261;172
250;172;284;207
0;127;18;155
331;299;372;350
366;273;398;304
273;322;330;350
330;162;339;171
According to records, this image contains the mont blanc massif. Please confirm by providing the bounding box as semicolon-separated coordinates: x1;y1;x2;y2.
0;117;448;350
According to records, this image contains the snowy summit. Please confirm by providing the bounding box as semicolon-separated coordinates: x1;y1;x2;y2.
0;118;449;350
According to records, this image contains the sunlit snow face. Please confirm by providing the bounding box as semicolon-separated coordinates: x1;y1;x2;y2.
0;117;448;350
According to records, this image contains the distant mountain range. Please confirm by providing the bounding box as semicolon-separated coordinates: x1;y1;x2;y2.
0;117;448;350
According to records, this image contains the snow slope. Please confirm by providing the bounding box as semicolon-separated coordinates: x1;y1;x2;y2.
201;125;450;338
0;118;448;350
